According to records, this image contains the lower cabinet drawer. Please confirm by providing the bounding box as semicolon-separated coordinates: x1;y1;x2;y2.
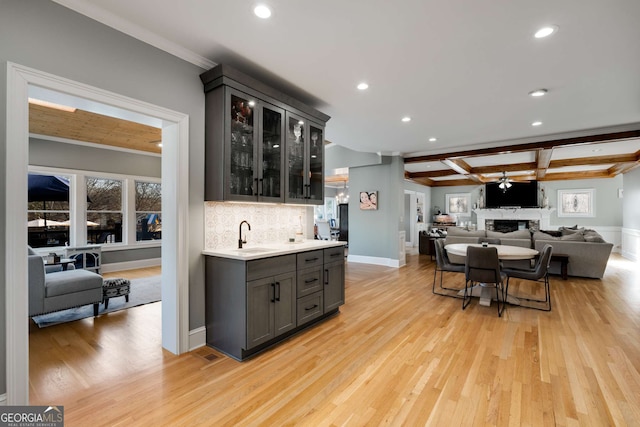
297;291;324;325
297;267;322;297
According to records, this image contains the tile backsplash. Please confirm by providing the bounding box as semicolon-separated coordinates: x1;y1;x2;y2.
204;202;312;250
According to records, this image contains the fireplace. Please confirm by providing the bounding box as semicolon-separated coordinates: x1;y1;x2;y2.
474;208;554;231
486;219;539;232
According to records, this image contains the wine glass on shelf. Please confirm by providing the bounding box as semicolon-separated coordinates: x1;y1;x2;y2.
293;124;302;142
311;132;318;147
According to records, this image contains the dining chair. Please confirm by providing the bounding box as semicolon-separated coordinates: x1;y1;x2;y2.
464;246;506;316
502;244;553;311
432;239;465;298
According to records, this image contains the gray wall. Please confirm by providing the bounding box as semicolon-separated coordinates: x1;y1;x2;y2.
29;138;161;178
622;167;640;230
349;156;405;261
1;0;207;395
0;46;7;396
430;177;624;228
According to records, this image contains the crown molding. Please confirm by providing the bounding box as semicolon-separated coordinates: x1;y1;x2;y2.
52;0;217;70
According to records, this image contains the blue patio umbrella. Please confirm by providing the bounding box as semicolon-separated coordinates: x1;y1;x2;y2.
28;174;71;203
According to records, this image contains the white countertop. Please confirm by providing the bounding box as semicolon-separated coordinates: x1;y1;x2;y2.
202;239;346;261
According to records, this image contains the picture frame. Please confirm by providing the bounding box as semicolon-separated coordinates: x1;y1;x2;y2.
359;191;378;210
557;189;595;217
445;193;471;216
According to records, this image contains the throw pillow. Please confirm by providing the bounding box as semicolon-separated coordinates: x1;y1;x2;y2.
584;229;605;243
533;231;559;241
540;229;562;237
560;231;585;241
560;226;585;235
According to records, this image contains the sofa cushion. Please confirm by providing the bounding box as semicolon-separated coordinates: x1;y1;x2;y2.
446;228;485;237
45;269;103;297
560;231;585;241
486;229;530;239
533;231;559;241
540;229;562;237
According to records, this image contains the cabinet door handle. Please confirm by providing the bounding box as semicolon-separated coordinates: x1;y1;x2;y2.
324;269;329;285
258;178;264;196
305;304;318;311
271;282;276;303
275;281;281;301
254;178;259;196
305;278;318;284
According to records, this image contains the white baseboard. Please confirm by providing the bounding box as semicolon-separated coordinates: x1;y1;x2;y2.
101;257;161;273
347;254;402;268
189;326;206;351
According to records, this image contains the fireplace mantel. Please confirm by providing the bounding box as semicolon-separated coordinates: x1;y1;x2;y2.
474;208;556;230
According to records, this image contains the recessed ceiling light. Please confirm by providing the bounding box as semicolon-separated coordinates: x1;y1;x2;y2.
534;26;557;38
428;137;437;142
531;121;543;126
157;143;163;148
401;117;411;123
248;100;256;107
298;120;304;125
254;4;272;19
529;89;548;97
357;82;369;90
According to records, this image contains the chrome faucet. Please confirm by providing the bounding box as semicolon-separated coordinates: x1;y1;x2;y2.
238;220;251;249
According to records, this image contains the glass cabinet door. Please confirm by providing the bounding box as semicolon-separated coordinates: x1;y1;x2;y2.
259;104;285;202
286;113;307;202
307;123;324;203
228;91;256;199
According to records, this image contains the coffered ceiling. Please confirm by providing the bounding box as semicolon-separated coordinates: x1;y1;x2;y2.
46;0;640;184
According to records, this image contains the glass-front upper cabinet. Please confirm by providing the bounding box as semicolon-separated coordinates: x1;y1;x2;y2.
223;88;285;202
285;112;324;205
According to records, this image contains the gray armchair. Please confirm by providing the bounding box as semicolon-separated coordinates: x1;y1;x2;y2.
28;254;104;317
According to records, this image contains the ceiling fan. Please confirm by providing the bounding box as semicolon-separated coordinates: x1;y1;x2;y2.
497;171;512;192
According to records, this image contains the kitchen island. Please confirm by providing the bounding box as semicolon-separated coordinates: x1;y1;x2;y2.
203;240;346;361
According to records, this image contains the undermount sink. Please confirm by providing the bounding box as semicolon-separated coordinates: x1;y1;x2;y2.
235;247;275;253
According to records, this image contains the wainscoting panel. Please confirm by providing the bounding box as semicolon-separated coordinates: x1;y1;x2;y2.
621;228;640;261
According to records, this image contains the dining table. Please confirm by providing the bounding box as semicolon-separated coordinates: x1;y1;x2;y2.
445;243;539;306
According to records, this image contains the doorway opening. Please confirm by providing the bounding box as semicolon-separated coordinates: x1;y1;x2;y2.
6;62;190;404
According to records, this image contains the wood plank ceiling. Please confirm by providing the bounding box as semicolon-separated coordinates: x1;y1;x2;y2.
29;103;162;154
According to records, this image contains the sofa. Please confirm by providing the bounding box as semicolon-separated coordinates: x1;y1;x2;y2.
442;226;613;279
28;254;104;317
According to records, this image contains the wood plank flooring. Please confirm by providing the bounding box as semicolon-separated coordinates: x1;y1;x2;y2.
29;256;640;426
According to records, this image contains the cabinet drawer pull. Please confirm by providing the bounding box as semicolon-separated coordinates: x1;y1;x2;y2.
305;278;318;284
305;304;318;311
305;257;319;263
330;253;341;258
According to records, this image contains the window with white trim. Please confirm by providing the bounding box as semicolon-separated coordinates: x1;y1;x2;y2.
135;181;162;241
27;173;71;248
86;177;123;244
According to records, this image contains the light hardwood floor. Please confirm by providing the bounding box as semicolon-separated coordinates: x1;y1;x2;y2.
29;256;640;426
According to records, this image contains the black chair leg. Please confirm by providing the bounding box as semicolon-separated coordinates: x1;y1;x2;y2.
93;303;99;316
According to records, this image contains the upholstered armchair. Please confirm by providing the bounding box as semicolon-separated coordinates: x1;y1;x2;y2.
28;254;103;317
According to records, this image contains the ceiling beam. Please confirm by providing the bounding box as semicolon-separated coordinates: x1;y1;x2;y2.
538;170;612;181
549;153;638;168
536;149;553;179
471;162;536;175
404;129;640;163
441;159;484;183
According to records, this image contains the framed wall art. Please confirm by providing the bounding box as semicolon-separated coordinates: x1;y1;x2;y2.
557;188;595;217
445;193;471;216
359;191;378;210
